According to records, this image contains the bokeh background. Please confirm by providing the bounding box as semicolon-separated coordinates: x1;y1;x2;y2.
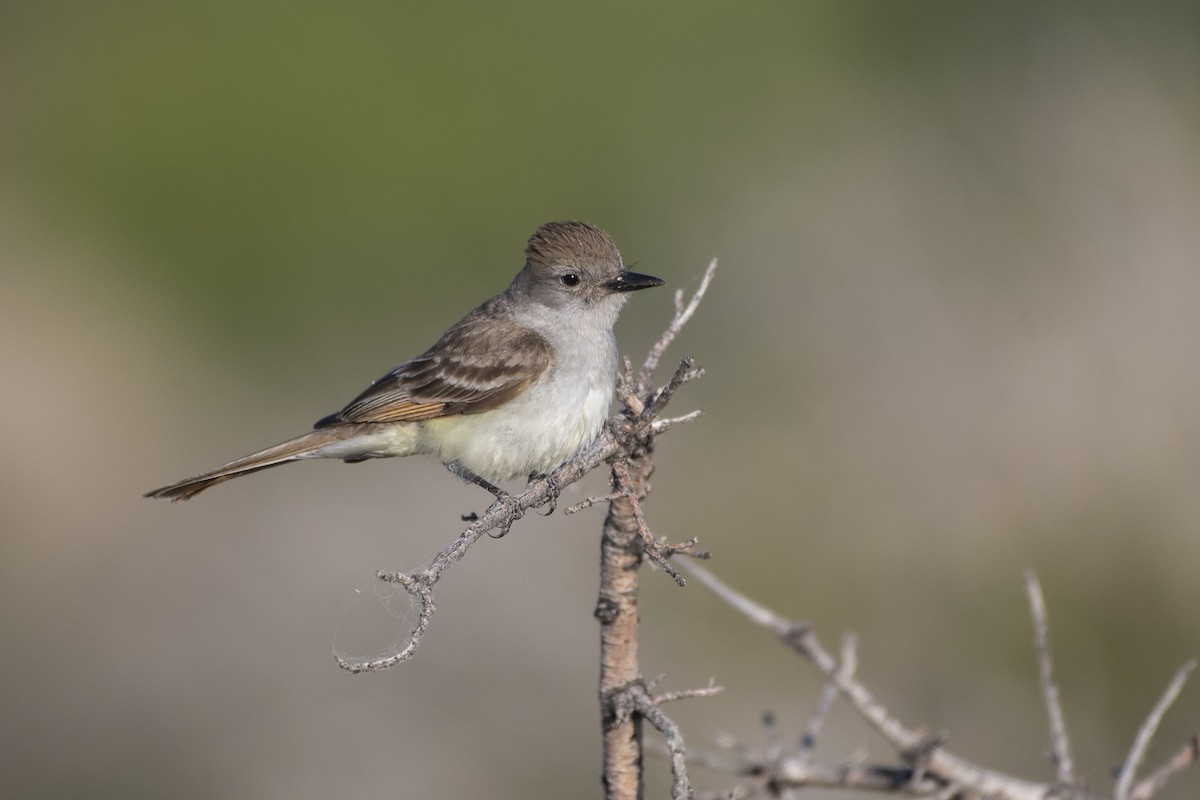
4;2;1200;798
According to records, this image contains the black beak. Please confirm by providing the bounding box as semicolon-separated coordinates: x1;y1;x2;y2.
606;270;665;293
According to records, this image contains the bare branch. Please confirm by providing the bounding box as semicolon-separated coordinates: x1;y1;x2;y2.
1130;733;1200;800
616;355;641;416
680;563;1200;800
1116;660;1198;800
657;537;710;561
632;684;697;800
799;633;857;762
681;560;797;639
761;710;784;763
639;258;718;392
333;572;434;673
654;681;724;706
767;758;944;796
337;404;652;673
335;427;627;672
637;358;704;432
578;358;700;503
1024;570;1075;783
565;492;625;515
685;731;948;797
682;561;1055;800
596;256;712;798
650;409;704;435
611;458;686;586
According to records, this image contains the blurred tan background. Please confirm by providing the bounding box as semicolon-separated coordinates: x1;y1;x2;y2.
4;2;1200;798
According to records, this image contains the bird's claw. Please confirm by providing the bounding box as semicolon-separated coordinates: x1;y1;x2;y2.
486;491;525;538
532;473;561;516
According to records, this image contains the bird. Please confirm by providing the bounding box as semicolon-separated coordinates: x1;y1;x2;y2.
144;221;663;502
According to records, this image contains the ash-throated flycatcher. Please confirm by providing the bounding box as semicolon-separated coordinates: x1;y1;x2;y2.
145;221;663;502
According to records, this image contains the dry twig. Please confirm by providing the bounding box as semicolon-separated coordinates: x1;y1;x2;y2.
1024;571;1075;784
335;424;624;672
680;562;1198;800
638;258;717;390
598;259;717;799
799;633;856;763
1116;661;1197;800
1130;734;1200;800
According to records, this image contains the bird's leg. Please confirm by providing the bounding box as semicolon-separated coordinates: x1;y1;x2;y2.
445;461;507;497
445;461;522;537
528;471;561;516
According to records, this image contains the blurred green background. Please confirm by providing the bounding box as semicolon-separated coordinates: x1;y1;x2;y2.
4;2;1200;798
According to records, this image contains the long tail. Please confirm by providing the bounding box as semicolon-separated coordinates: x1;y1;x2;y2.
144;428;357;502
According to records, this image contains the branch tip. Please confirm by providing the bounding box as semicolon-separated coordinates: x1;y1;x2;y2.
1116;660;1198;800
638;258;717;391
1023;570;1075;784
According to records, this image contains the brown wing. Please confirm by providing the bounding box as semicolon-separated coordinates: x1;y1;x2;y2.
314;306;552;428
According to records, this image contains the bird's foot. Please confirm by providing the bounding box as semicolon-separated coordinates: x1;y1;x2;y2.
529;472;561;516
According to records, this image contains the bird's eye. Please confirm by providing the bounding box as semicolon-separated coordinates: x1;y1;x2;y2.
560;273;580;287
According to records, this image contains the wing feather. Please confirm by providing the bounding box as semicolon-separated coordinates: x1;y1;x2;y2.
315;302;552;428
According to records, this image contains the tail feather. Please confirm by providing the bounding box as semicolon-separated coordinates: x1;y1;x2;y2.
144;428;353;502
